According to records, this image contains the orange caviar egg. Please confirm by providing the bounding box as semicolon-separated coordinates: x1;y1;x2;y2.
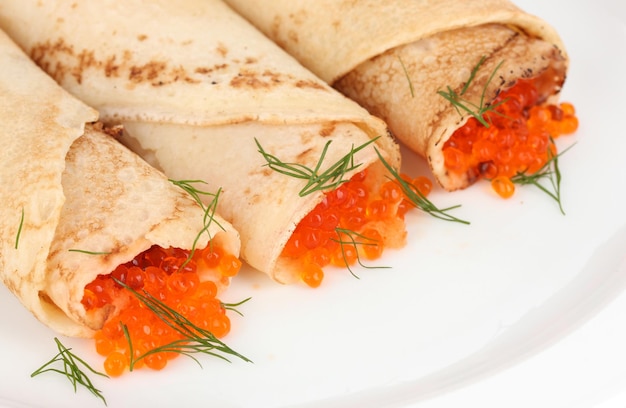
282;168;427;287
93;331;115;356
360;229;384;260
304;247;331;268
103;351;127;378
300;262;324;288
207;312;231;338
82;243;240;376
380;181;403;204
144;353;168;371
442;77;578;197
412;176;433;197
219;253;242;277
330;241;358;267
491;176;516;199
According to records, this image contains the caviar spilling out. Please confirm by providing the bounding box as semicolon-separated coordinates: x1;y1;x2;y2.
281;168;430;287
82;244;241;376
442;77;579;198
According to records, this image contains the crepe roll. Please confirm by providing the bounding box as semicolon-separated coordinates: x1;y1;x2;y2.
0;0;418;288
0;28;240;348
223;0;578;192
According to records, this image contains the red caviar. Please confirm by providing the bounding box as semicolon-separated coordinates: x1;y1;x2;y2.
82;244;240;377
282;168;424;287
442;77;578;198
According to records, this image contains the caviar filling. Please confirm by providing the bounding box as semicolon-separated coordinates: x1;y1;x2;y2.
280;168;430;288
442;74;578;197
82;244;241;376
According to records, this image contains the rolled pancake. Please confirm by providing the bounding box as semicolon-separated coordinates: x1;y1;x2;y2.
0;0;401;285
0;30;239;337
222;0;569;190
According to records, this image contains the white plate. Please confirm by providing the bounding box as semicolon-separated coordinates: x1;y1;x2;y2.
1;1;625;407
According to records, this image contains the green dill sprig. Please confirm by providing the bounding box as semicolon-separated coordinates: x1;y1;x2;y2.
114;279;251;371
32;337;108;406
398;56;415;98
15;207;24;249
256;137;379;197
332;228;390;278
169;179;226;268
221;297;252;317
438;56;508;127
510;140;575;215
374;148;470;224
68;249;112;255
